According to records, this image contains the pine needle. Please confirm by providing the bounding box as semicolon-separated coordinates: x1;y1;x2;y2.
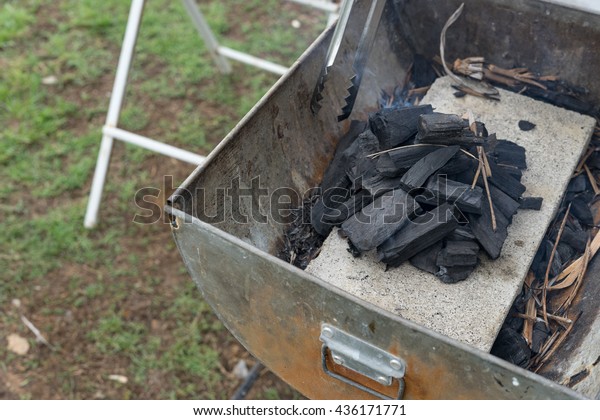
478;146;497;231
542;204;571;324
584;164;600;195
533;312;580;372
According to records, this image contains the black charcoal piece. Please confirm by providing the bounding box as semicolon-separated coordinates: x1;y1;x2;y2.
472;121;489;137
557;242;576;263
320;120;367;192
446;226;476;241
567;174;589;194
343;130;379;189
518;120;536;131
491;327;531;368
342;189;419;252
416;113;466;141
369;105;433;149
348;153;378;191
448;166;476;186
376;145;443;178
570;196;594;226
419;176;483;214
415;131;485;147
453;91;467;98
400;145;460;191
467;199;509;260
532;321;551;354
497;164;523;181
436;265;476;284
534;239;562;278
489;185;520;222
567;214;584;232
492;140;527;169
310;176;352;236
438;153;478;176
531;242;546;279
360;171;404;197
346;240;361;258
375;153;400;177
587;151;600;170
505;292;527;331
321;189;373;225
342;130;380;180
333;120;368;160
486;160;527;201
519;196;543;210
409;241;443;274
378;203;459;267
436;241;479;267
559;225;588;253
550;244;563;277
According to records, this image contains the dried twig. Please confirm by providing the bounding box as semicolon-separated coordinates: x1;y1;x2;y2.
481;147;493;177
533;312;580;372
366;143;446;158
523;299;537;346
549;228;600;293
453;57;485;80
558;241;591;313
537;311;573;326
459;148;478;160
542;204;571;324
584;164;600;195
439;4;499;99
472;143;496;231
465;110;496;231
575;147;595;173
532;328;560;368
20;314;53;349
486;64;548;90
516;312;573;326
471;161;482;189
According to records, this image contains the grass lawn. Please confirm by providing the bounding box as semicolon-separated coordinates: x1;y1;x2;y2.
0;0;325;399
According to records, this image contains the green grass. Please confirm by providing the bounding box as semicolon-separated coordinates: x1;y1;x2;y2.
0;0;323;399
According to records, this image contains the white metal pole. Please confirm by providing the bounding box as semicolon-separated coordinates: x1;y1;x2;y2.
84;0;145;228
287;0;339;13
103;127;205;165
182;0;232;74
217;46;288;76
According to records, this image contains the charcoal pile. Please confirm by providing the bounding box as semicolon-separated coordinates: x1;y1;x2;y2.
310;107;541;283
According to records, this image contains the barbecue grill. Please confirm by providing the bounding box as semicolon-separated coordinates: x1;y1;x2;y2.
165;0;600;399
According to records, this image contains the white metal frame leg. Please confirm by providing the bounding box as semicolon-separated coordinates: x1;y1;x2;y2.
183;0;288;75
182;0;231;74
84;0;205;228
84;0;145;228
287;0;340;26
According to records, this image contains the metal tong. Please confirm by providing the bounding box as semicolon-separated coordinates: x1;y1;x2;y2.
310;0;386;121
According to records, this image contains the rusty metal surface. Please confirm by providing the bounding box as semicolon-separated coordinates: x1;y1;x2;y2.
168;207;581;399
165;0;600;399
